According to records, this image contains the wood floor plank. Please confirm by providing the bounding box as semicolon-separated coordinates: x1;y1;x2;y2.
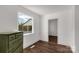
23;40;72;53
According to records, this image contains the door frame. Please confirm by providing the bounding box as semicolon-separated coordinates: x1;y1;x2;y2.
48;18;58;43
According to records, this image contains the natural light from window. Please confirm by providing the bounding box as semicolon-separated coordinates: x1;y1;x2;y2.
18;12;33;35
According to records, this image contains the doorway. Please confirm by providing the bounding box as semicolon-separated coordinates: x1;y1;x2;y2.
48;19;58;44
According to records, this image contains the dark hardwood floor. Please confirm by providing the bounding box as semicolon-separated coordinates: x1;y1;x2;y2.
23;38;72;53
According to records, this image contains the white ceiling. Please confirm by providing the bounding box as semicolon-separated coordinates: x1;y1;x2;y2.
23;5;73;15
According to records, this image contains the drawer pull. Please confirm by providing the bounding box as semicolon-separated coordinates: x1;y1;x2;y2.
9;35;15;41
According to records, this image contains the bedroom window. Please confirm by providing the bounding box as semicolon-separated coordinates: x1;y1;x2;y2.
18;12;33;34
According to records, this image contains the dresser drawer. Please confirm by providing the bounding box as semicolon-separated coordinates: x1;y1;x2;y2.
18;44;23;53
8;48;15;53
13;48;19;53
9;39;18;50
14;45;23;53
9;40;16;51
9;39;22;52
15;33;23;39
9;35;15;41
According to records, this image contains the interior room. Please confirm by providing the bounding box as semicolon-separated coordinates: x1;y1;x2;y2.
0;5;79;53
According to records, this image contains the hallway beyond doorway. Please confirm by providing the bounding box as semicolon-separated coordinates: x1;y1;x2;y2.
49;35;57;44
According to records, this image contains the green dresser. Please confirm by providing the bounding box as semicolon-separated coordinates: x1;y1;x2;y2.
0;32;23;53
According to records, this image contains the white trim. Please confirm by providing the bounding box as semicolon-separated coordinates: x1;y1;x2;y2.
48;18;58;41
23;32;34;36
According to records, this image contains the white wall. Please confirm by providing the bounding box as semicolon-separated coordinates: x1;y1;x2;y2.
41;6;75;52
48;20;57;36
0;6;17;32
0;6;41;49
75;5;79;52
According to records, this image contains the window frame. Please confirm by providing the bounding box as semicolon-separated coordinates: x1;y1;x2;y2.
17;12;34;35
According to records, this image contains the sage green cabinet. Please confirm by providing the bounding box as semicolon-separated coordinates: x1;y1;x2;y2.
0;32;23;53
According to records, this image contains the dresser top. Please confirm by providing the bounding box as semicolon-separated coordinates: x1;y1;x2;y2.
0;31;22;35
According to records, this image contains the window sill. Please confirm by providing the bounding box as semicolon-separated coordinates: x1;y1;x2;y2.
23;33;33;36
